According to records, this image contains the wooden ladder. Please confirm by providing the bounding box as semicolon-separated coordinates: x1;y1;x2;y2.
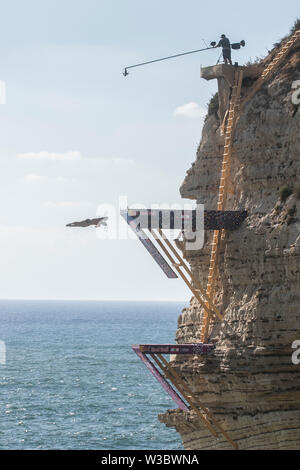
150;229;224;323
200;30;299;342
240;29;300;112
201;69;244;343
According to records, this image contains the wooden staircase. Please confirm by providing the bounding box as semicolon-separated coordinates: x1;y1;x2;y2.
240;29;300;112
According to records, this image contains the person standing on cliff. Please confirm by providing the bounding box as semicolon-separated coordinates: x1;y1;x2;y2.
216;34;232;65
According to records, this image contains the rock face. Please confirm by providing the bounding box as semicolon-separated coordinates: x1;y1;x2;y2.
159;33;300;449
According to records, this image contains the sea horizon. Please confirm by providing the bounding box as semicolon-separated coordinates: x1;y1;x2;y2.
0;299;185;449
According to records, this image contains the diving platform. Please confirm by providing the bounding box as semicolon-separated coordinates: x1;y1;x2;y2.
121;207;247;323
132;344;214;412
122;208;247;231
132;343;238;449
121;208;247;280
201;63;260;82
200;64;260;121
133;343;215;355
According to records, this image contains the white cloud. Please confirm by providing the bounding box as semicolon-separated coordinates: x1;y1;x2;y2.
173;102;206;119
109;157;134;166
22;173;77;184
54;176;71;183
23;173;47;182
17;151;82;161
16;151;134;168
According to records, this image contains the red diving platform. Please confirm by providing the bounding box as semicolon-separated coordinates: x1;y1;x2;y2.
132;343;214;411
134;343;214;355
132;343;238;449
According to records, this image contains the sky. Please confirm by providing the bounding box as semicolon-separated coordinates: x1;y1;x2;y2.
0;0;298;301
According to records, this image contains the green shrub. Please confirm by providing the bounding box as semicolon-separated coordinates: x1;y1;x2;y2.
291;18;300;33
274;19;300;48
205;92;219;121
279;185;293;202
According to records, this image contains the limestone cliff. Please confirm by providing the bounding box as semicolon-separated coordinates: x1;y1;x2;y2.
159;27;300;450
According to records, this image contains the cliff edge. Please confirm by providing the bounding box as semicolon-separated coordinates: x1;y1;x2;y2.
159;25;300;450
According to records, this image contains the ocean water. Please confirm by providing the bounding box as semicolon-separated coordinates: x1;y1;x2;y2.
0;300;186;450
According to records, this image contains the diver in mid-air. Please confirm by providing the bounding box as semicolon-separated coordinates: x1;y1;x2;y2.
66;217;108;228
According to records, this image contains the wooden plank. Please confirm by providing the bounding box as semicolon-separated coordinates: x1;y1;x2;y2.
151;354;218;438
132;346;189;411
157;354;239;450
127;220;178;279
151;230;223;321
158;229;193;278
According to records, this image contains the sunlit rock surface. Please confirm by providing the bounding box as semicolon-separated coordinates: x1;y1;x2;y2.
159;32;300;450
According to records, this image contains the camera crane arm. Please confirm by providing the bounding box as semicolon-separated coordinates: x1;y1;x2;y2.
122;40;245;76
123;45;216;77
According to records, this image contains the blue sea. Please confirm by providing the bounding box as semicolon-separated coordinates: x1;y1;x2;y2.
0;300;186;450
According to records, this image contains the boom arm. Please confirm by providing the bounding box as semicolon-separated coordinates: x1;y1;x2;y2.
123;46;215;76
